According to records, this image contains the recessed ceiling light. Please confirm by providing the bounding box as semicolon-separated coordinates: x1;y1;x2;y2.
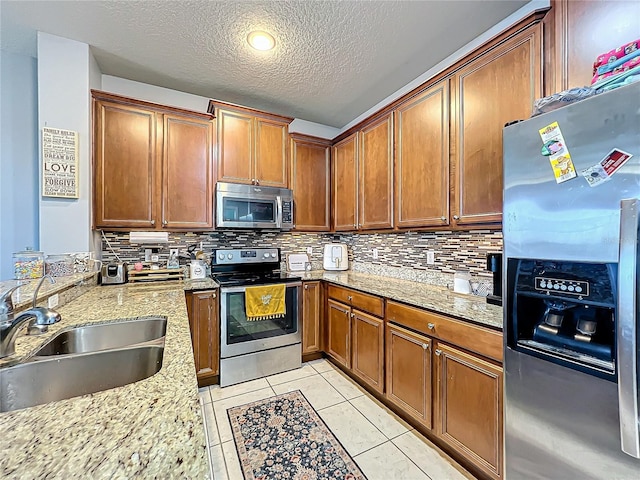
247;31;275;51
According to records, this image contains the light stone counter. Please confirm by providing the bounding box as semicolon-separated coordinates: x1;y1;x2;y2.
0;282;209;479
290;270;503;330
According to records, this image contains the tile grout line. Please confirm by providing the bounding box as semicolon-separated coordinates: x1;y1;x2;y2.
347;395;411;442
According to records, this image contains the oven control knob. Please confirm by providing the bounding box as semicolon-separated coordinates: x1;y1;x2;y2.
271;253;276;258
264;253;270;258
227;254;233;260
218;254;225;260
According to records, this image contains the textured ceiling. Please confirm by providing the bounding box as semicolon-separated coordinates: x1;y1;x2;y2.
1;0;529;128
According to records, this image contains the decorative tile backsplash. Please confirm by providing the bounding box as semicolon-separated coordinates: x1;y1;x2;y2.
101;229;502;283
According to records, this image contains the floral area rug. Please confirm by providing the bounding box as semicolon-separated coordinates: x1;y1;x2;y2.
228;390;367;480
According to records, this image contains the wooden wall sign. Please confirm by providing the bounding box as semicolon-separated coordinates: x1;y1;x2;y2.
42;127;79;198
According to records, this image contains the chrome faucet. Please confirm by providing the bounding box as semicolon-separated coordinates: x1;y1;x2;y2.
0;276;62;358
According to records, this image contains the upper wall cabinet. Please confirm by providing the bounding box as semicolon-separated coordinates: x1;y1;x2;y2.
451;23;542;227
332;133;359;231
394;80;450;228
93;91;214;230
209;101;293;188
290;134;331;231
358;113;394;230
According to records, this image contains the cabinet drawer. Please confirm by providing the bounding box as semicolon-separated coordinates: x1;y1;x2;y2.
386;300;502;363
327;285;384;317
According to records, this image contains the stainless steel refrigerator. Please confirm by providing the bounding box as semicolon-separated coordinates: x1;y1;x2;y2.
503;81;640;479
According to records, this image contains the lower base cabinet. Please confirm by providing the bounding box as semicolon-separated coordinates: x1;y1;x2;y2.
302;281;322;355
351;310;384;393
326;299;351;368
435;342;503;479
185;289;219;387
385;323;432;428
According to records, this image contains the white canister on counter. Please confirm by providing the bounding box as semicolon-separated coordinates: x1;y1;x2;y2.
453;270;472;294
189;260;207;279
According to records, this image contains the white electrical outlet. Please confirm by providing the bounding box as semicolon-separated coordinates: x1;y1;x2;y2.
306;247;313;255
426;250;435;265
169;248;179;258
372;248;379;259
48;294;59;308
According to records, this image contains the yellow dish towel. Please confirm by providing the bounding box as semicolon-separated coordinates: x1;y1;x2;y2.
245;284;286;321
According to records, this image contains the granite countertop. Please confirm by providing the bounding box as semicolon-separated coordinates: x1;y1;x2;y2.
289;270;503;330
0;272;99;310
0;282;209;479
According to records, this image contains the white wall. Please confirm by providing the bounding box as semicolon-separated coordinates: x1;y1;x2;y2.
0;51;39;280
37;32;101;255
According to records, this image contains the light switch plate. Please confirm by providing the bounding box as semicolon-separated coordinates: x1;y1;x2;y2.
373;248;379;259
48;293;59;308
306;247;313;255
426;251;435;265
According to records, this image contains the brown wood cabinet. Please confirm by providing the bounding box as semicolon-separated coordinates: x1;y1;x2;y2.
394;80;450;228
435;342;503;479
450;23;542;227
351;310;384;393
332;133;358;231
385;323;432;428
302;281;322;355
185;289;220;387
358;113;394;230
326;299;351;368
290;134;331;231
93;91;214;230
210;101;293;188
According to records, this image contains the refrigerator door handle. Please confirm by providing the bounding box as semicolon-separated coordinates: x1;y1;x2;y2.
617;198;640;458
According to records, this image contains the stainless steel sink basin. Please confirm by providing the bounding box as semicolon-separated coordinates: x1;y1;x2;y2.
0;344;164;413
33;316;167;356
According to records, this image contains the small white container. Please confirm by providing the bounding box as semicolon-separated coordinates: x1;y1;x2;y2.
189;260;207;279
453;270;472;294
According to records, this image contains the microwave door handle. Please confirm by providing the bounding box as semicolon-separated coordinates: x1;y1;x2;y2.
276;196;283;228
617;198;640;458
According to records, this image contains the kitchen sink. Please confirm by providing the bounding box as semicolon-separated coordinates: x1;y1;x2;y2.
0;344;164;413
33;316;167;356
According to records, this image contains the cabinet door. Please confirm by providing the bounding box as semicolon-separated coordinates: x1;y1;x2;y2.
187;290;220;386
290;136;331;231
326;299;351;368
385;323;432;429
395;81;450;228
255;117;289;187
162;114;214;229
351;310;384;393
302;282;322;354
435;343;503;479
217;109;254;184
94;100;158;228
452;24;542;226
332;133;358;231
359;113;393;230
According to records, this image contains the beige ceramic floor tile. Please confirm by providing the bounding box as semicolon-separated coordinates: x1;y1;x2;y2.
221;440;244;480
209;443;228;480
265;363;317;386
198;387;211;405
201;401;221;446
392;430;471;480
350;394;411;440
317;401;387;456
320;369;366;400
354;441;430;480
271;374;346;411
209;377;271;402
214;387;275;443
306;358;336;373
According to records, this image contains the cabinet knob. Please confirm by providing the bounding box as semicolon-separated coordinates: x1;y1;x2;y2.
304;285;309;290
453;215;460;220
422;343;428;350
435;349;442;356
350;313;355;318
162;220;168;225
353;223;357;228
212;293;216;298
427;323;435;330
150;220;155;226
347;295;352;301
440;216;446;221
252;178;256;184
358;224;362;228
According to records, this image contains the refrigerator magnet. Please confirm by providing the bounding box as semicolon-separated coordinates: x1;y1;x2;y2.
580;148;634;187
539;121;577;183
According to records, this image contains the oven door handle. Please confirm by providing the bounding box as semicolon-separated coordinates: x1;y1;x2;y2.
220;282;302;294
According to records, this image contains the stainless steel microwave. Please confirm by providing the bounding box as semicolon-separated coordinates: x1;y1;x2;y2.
215;182;293;230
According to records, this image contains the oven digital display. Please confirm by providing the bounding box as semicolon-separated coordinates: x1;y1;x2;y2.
241;251;257;258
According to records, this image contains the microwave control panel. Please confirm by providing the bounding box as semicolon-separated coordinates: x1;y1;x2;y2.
535;276;589;297
282;201;292;223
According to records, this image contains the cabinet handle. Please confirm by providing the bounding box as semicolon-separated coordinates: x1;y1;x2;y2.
427;323;435;330
162;220;168;225
453;215;460;220
151;220;155;225
435;349;442;356
440;216;446;221
304;285;309;290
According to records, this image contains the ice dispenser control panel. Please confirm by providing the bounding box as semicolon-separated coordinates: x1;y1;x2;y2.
535;277;589;296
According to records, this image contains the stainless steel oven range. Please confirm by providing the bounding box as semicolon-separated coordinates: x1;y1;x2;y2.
212;248;301;387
